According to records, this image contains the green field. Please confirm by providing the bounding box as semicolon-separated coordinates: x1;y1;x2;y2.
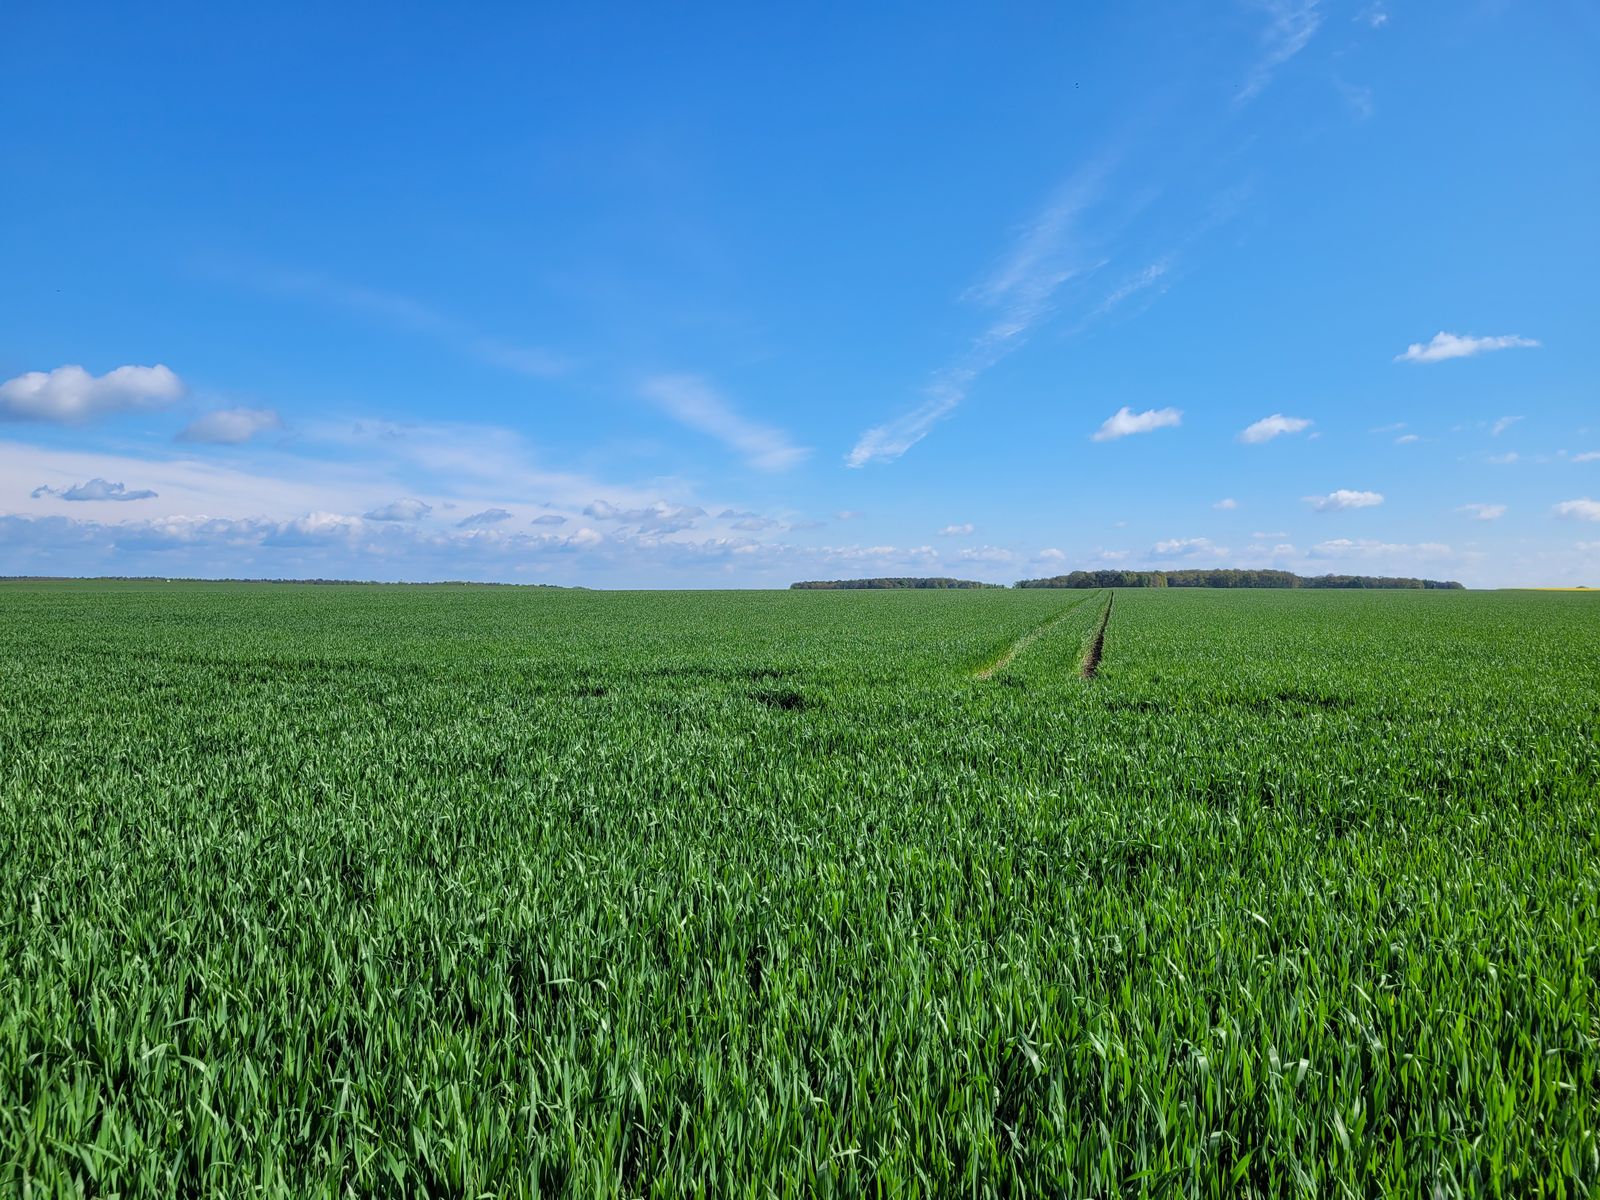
2;581;1597;1196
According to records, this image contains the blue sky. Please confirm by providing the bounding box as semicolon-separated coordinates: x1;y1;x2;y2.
3;1;1597;586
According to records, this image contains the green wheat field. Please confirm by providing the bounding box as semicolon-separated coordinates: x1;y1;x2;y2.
2;580;1597;1197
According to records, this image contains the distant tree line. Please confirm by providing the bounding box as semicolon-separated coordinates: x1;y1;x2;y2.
1014;569;1464;590
790;577;1003;590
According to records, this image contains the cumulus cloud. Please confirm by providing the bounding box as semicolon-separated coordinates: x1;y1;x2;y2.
1456;503;1505;521
640;375;807;471
364;498;432;522
177;407;282;444
456;508;513;528
1213;498;1239;510
583;499;705;533
1239;414;1312;444
31;478;159;502
1304;489;1383;512
1092;406;1182;442
1554;498;1600;522
1395;332;1539;364
938;523;975;536
1;364;184;423
716;509;780;531
1036;548;1066;561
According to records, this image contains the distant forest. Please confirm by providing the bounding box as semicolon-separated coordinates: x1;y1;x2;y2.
790;577;1003;590
1014;569;1465;590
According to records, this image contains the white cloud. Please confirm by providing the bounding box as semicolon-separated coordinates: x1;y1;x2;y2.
1457;503;1505;521
835;510;864;521
1213;498;1239;511
456;508;513;528
1554;498;1600;522
1239;414;1312;444
0;364;183;423
959;545;1017;564
1487;452;1519;465
177;406;283;444
1491;415;1522;437
1304;489;1383;511
1036;548;1066;561
364;498;432;522
938;523;975;536
1310;538;1454;560
640;375;808;471
531;514;568;525
1238;0;1323;104
1092;406;1182;442
1571;451;1600;463
1395;434;1420;445
1395;332;1539;364
31;478;159;502
1152;536;1226;559
568;527;603;547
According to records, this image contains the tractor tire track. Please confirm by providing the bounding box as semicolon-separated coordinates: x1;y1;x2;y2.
973;592;1098;680
1080;593;1114;679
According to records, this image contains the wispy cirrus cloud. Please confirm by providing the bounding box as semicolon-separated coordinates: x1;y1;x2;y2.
1237;1;1323;104
1092;406;1182;442
1396;332;1539;364
1490;415;1522;437
1239;414;1313;444
1304;489;1383;511
31;478;159;502
244;267;570;378
1310;537;1454;560
848;167;1107;467
1092;259;1170;317
1;364;183;423
641;375;808;471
